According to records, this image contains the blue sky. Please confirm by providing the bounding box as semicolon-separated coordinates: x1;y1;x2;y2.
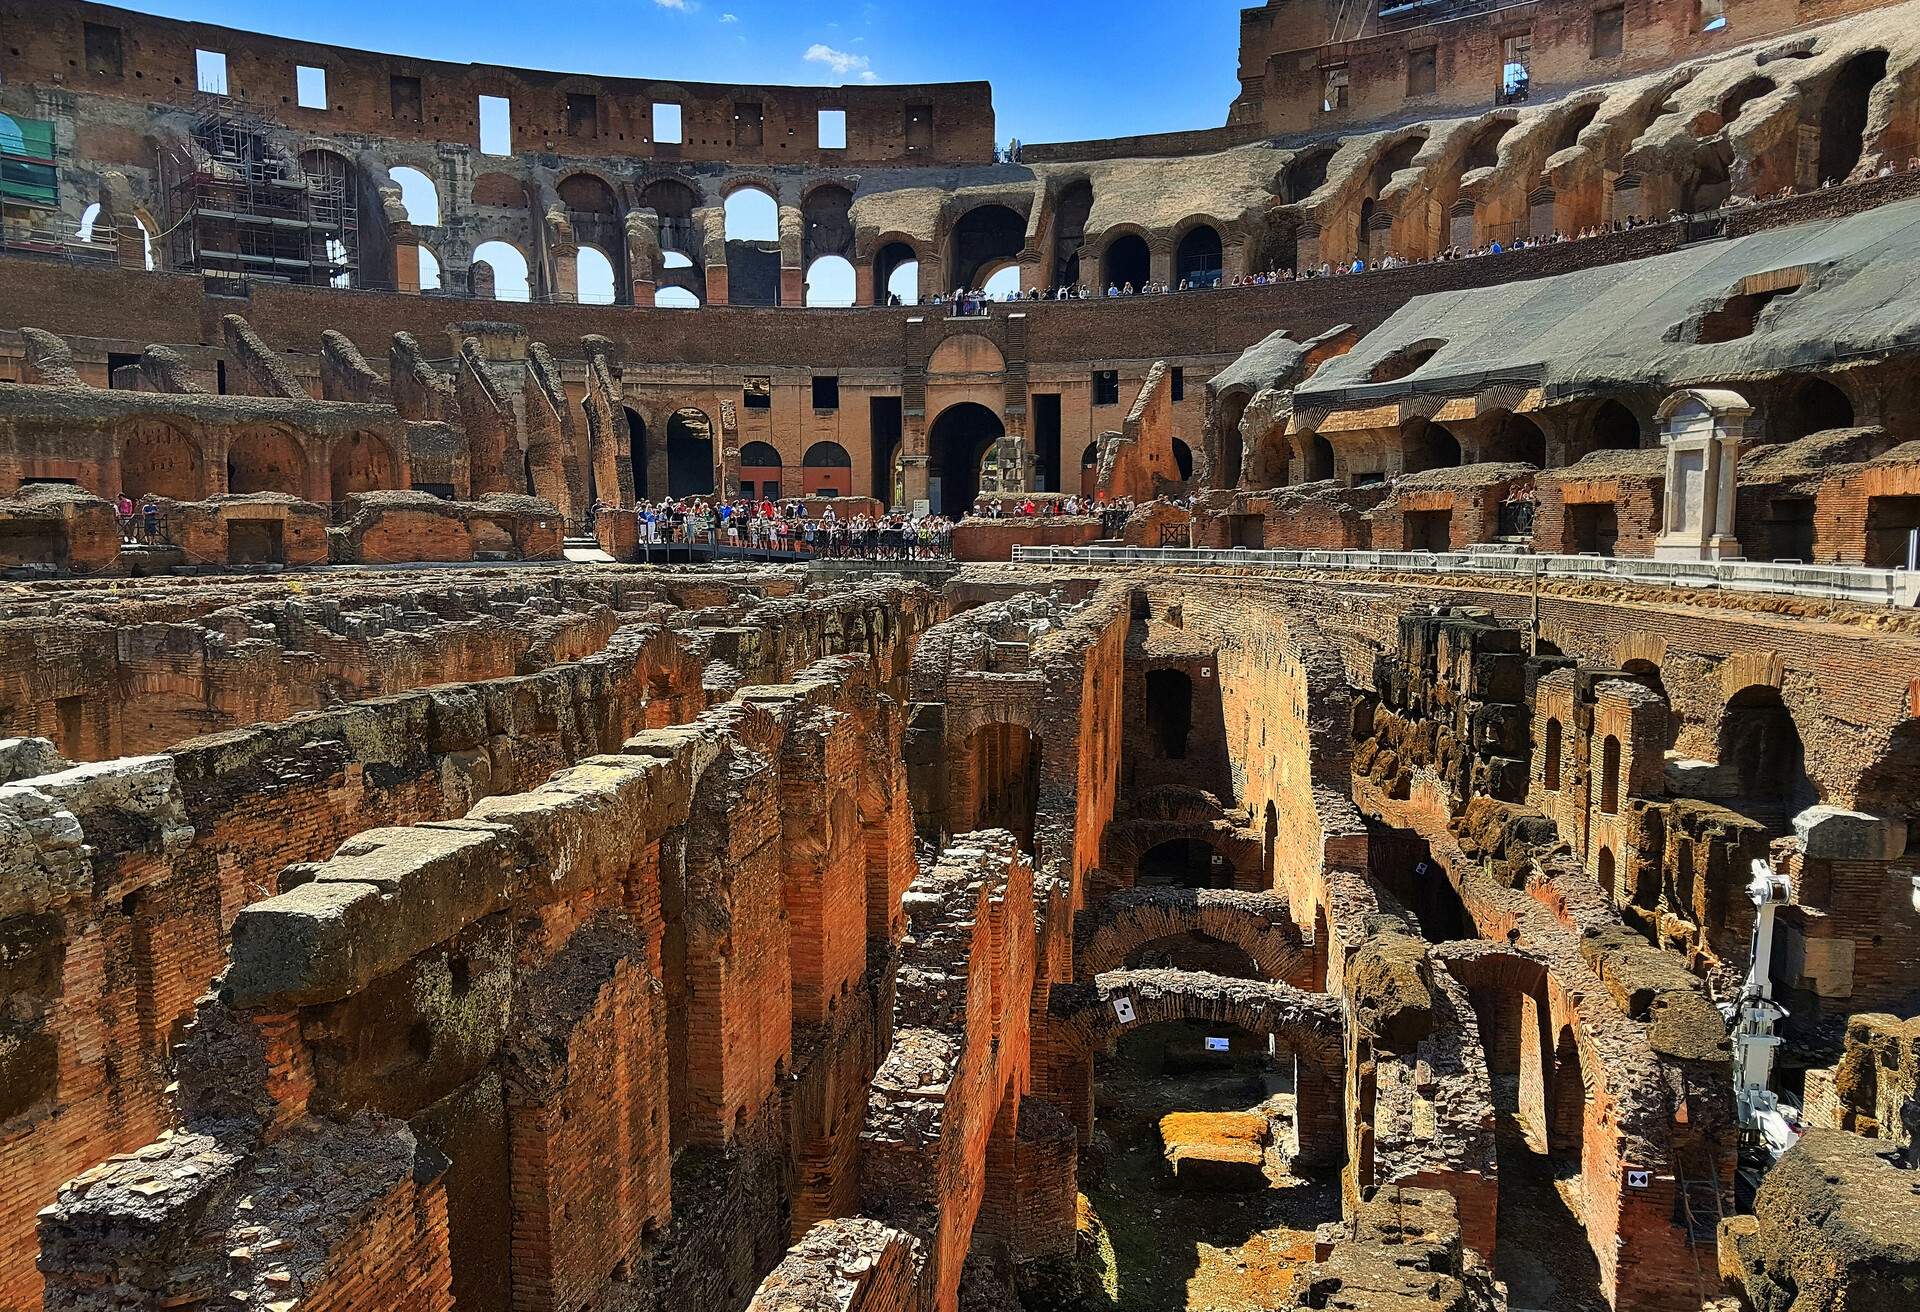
126;0;1247;144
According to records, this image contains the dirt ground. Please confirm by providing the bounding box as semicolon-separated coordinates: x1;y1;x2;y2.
1074;1023;1339;1312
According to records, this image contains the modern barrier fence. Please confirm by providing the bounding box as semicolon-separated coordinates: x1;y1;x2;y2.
1008;545;1920;608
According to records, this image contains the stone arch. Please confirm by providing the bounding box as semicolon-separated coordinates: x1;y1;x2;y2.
1099;229;1151;290
1173;219;1225;287
1718;684;1814;821
873;234;920;305
947;203;1027;291
1099;787;1263;897
1074;889;1311;984
1815;49;1889;184
1279;145;1337;204
119;421;205;501
1775;375;1855;441
1040;969;1346;1161
639;178;700;263
801;182;854;265
926;400;1004;518
227;426;309;496
329;432;396;497
1402;417;1461;473
801;440;853;497
1480;410;1546;466
1051;179;1094;288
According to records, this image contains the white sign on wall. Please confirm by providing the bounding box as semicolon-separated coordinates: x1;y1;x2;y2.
1110;996;1136;1024
1205;1036;1230;1052
1626;1168;1652;1189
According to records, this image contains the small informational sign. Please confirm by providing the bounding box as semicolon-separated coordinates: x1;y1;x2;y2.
1205;1036;1230;1052
1110;996;1136;1024
913;499;932;518
1415;861;1430;876
1200;668;1213;679
1626;1168;1652;1189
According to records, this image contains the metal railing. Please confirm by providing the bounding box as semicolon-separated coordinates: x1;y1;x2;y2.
1006;545;1920;608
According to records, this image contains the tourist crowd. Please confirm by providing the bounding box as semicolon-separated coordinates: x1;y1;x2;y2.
591;496;956;558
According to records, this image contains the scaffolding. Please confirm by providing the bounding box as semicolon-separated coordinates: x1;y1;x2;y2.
159;95;358;286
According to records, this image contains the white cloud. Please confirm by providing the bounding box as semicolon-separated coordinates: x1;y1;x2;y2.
804;43;875;83
720;11;738;21
653;0;695;10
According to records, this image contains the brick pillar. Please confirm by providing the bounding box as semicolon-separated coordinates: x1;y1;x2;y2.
1293;1051;1346;1170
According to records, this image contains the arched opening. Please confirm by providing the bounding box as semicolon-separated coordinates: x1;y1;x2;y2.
875;241;918;305
1543;718;1562;791
576;245;617;305
804;254;856;307
1171;438;1195;481
471;239;530;302
1484;412;1546;466
1600;735;1621;813
656;286;700;309
975;263;1018;301
1121;933;1261;978
329;432;395;496
958;722;1041;855
1463;118;1516;172
1221;425;1244;490
801;441;853;497
1597;846;1616;900
1080;441;1100;497
1145;668;1194;759
1175;224;1224;288
389;166;440;225
1720;76;1776;125
1137;838;1231;889
1816;49;1888;184
625;407;649;499
738;440;783;501
419;246;443;292
1101;233;1150;291
120;423;204;501
948;204;1025;291
1263;801;1279;883
1718;686;1812;825
1279;146;1336;204
724;185;778;241
1306;435;1335;482
1682;146;1733;213
1777;377;1854;440
1589;399;1640;453
927;402;1004;517
227;428;308;496
1551;102;1601;154
724;186;780;306
557;173;620;260
1402;418;1461;473
1620;659;1679;750
666;408;715;496
801;183;854;266
640;178;699;263
1052;180;1093;288
300;150;358;288
77;202;102;243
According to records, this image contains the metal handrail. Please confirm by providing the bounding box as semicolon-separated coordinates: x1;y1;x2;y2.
1005;545;1919;607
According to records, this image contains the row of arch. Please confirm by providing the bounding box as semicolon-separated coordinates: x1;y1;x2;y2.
116;422;399;502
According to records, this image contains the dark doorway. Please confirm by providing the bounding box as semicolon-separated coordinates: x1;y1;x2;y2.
1175;225;1224;287
927;402;1003;517
1102;234;1150;290
1778;377;1854;440
1137;838;1229;889
870;396;903;503
666;409;715;496
625;407;648;500
1866;495;1920;567
1145;668;1194;758
1033;393;1063;493
949;205;1025;290
1719;686;1812;826
1816;50;1888;184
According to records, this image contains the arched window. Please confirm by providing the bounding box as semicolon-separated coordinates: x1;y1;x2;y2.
1102;233;1150;290
981;264;1020;300
1600;735;1621;814
802;441;853;496
805;255;855;307
739;441;783;500
724;187;778;242
472;240;530;302
1543;718;1562;791
419;246;443;292
389;166;440;225
576;246;617;304
1175;224;1224;287
1171;438;1195;481
876;241;918;305
657;286;700;308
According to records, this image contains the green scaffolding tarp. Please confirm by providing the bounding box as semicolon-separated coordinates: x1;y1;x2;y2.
0;115;57;207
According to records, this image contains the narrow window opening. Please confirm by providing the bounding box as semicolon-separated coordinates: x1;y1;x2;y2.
566;93;599;139
478;96;512;156
1093;370;1119;407
391;75;422;122
812;376;840;410
1408;47;1437;97
84;24;124;79
652;102;683;144
296;65;327;110
1322;65;1350;113
1592;6;1625;59
195;50;228;97
818;109;847;150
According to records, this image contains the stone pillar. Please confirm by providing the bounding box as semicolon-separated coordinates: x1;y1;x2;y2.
1654;387;1748;561
1148;237;1173;289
